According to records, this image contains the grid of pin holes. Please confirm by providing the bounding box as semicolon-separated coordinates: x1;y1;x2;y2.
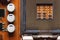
37;5;53;20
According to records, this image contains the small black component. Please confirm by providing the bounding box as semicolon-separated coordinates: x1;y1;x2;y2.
0;23;3;30
0;9;5;17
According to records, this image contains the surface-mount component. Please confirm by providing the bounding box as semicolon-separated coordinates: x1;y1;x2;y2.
0;23;3;30
0;9;5;17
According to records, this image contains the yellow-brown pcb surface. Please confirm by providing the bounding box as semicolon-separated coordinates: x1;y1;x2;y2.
0;0;21;40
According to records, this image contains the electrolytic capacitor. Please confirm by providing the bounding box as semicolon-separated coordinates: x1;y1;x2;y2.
7;24;15;33
7;3;15;12
7;14;15;22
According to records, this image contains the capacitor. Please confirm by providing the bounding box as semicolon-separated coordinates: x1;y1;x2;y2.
7;24;15;33
7;14;15;22
7;3;15;12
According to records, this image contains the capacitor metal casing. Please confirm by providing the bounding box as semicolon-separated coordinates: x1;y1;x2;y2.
7;24;15;33
7;3;15;12
7;14;15;22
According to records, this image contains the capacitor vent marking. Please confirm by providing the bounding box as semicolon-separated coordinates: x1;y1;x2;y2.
7;24;15;33
7;3;15;12
7;14;15;22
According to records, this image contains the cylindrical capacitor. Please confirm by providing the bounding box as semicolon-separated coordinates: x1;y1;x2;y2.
7;3;15;12
7;24;15;33
7;14;15;22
